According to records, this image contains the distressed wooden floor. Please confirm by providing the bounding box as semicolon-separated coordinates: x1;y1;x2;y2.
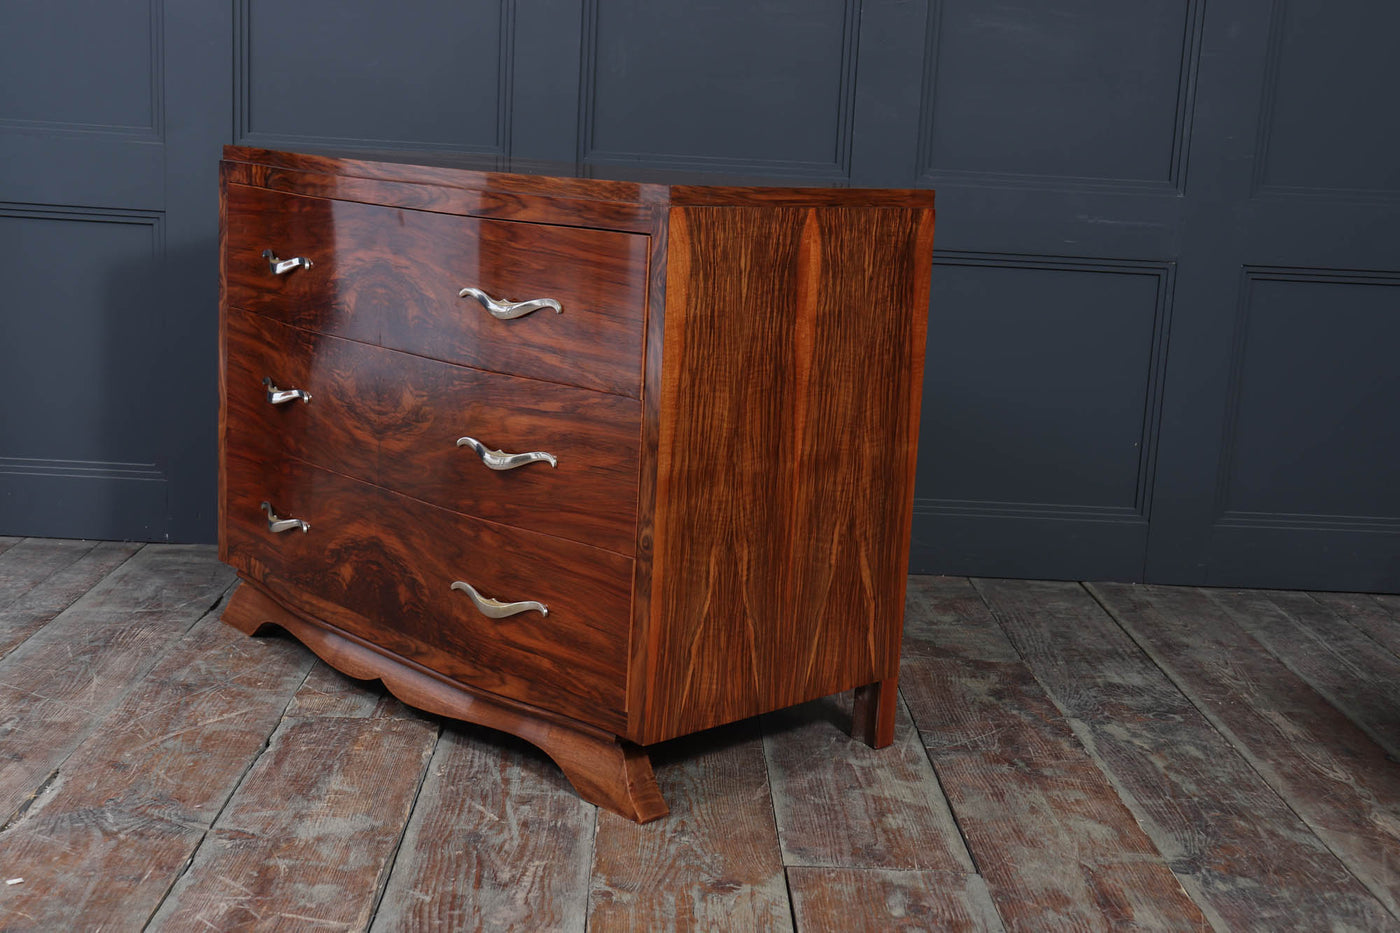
0;539;1397;931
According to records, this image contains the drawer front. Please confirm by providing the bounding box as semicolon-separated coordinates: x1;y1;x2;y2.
226;309;641;554
225;184;649;396
223;452;632;729
378;351;641;556
224;308;377;484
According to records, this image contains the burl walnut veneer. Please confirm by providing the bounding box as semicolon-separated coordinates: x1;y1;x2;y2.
218;146;935;822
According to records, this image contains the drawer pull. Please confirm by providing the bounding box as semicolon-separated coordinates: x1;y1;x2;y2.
459;286;562;320
260;501;310;534
451;581;548;619
456;435;558;471
263;377;312;405
262;248;314;276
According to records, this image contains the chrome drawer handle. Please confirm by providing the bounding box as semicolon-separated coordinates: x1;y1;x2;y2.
451;581;548;619
456;435;557;471
262;248;313;276
459;286;562;320
263;377;311;405
261;501;309;534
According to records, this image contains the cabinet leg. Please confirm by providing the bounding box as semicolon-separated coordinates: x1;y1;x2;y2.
852;677;899;748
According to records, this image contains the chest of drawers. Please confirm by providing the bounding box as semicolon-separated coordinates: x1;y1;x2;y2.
218;146;935;821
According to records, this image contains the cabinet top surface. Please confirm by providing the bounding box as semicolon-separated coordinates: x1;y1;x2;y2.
223;145;936;210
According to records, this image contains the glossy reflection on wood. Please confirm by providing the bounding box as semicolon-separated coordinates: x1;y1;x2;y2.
223;455;632;730
640;205;933;743
225;183;650;397
219;146;935;819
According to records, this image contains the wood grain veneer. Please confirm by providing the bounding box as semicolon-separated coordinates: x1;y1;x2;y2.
219;145;934;820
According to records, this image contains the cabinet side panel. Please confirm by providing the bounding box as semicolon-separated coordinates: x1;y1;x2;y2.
642;204;933;743
218;163;231;564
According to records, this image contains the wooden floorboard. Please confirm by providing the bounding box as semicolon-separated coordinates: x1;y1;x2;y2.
371;726;595;933
787;868;1004;933
0;545;235;826
1091;582;1400;920
1308;590;1400;659
1;541;1398;931
762;692;972;872
147;717;437;931
976;577;1400;932
589;721;793;932
0;538;98;613
1248;589;1400;758
0;606;315;930
901;576;1210;931
0;540;141;661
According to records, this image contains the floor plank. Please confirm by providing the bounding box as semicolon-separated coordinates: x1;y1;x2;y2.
0;545;235;825
1248;589;1400;758
589;721;793;932
1091;582;1400;919
147;716;437;931
787;868;1004;933
0;538;97;613
1309;591;1400;659
372;725;594;933
0;535;21;557
901;576;1210;932
283;658;416;721
0;540;141;660
0;609;315;930
762;693;972;872
976;577;1400;932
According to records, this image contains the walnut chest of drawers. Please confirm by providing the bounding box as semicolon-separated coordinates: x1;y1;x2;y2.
218;146;935;821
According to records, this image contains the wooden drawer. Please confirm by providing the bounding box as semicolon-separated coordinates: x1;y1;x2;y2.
225;309;641;554
224;184;649;396
377;350;641;556
222;452;632;730
224;308;377;484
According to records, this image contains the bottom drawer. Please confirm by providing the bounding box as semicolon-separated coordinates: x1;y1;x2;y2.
222;449;632;730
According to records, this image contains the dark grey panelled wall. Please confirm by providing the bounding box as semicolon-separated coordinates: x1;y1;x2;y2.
2;0;1396;591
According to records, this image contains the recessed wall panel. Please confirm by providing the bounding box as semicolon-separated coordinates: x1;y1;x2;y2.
583;0;857;175
1221;272;1400;523
921;0;1196;186
1256;1;1400;195
0;0;156;133
0;210;163;470
241;0;506;150
920;257;1167;515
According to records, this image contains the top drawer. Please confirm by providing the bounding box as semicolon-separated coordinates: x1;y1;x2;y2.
224;184;650;397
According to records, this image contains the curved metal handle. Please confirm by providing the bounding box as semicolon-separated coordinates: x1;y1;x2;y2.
263;377;311;405
262;248;313;276
456;435;557;470
459;286;562;320
451;581;548;619
261;501;309;534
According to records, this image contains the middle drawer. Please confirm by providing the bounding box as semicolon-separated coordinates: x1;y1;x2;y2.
226;308;642;555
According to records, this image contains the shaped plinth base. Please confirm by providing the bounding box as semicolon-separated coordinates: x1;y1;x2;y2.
222;581;668;823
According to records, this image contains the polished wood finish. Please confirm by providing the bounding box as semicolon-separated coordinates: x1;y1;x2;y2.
218;146;934;819
225;183;650;397
223;457;633;729
639;205;932;742
222;582;667;823
226;308;641;554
